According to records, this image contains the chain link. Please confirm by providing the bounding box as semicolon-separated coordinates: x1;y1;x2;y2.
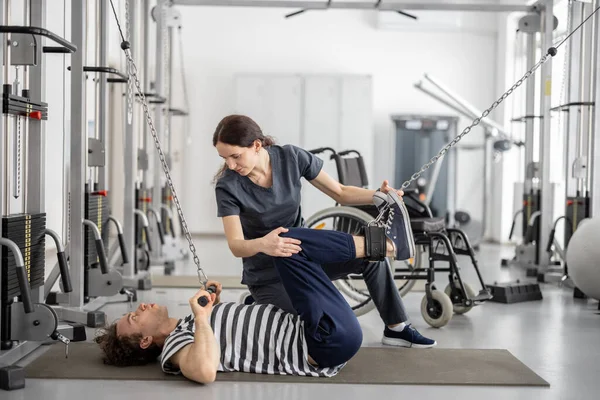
401;54;551;190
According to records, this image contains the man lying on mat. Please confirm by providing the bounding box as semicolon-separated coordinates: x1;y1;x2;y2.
95;200;435;384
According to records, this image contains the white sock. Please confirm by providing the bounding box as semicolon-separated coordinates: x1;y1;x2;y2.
388;322;407;332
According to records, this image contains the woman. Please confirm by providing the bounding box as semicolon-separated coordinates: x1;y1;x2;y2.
213;114;435;348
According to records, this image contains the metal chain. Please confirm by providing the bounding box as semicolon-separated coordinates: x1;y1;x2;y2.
124;48;206;284
401;54;552;190
109;0;207;285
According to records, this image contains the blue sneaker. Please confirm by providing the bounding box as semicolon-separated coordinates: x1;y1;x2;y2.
382;325;437;348
372;191;415;261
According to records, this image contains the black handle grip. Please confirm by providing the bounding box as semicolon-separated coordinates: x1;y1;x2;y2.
96;239;109;274
197;285;217;307
144;226;153;252
43;46;71;53
57;251;72;293
0;26;77;52
509;219;517;240
83;66;128;80
170;218;176;238
118;233;130;264
16;266;34;313
546;228;556;252
156;219;165;245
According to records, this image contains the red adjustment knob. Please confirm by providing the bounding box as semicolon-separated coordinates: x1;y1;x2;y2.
141;197;152;203
567;200;574;205
29;111;42;120
93;190;108;197
523;200;529;206
168;196;173;201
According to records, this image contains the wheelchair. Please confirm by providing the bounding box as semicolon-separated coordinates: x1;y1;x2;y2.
305;147;492;328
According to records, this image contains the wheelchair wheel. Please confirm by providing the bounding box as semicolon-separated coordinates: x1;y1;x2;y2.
305;206;419;317
420;289;453;328
444;280;476;314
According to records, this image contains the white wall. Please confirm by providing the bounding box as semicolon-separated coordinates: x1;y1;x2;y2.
174;7;499;234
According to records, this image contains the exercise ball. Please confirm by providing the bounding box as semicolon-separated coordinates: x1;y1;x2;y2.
566;218;600;300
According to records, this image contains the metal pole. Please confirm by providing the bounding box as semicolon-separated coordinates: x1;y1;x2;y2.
153;0;166;256
142;0;150;191
591;0;600;217
97;0;109;190
566;1;583;199
0;0;6;344
28;0;45;303
123;0;137;279
586;1;598;196
68;0;87;308
538;0;554;268
172;0;532;12
524;32;537;194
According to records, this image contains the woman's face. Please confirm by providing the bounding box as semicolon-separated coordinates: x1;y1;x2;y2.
215;141;259;176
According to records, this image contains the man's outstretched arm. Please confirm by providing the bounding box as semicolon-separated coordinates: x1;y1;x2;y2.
170;290;221;384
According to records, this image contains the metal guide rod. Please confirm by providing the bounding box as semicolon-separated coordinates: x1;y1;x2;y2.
97;0;109;190
538;0;554;268
122;0;137;278
524;33;536;193
592;0;600;217
566;1;583;198
586;0;598;195
0;0;5;343
141;0;150;190
68;0;87;308
153;0;166;255
171;0;532;12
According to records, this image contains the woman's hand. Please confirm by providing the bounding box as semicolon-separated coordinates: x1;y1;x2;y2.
260;227;302;257
380;179;404;198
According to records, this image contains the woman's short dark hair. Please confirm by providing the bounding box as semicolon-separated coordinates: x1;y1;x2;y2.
212;115;275;181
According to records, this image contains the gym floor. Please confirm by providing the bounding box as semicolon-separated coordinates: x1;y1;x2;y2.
6;242;599;400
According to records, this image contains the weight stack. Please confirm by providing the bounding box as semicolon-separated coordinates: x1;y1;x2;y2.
84;192;110;267
1;213;46;345
523;190;541;244
161;185;173;236
565;196;589;246
1;213;46;302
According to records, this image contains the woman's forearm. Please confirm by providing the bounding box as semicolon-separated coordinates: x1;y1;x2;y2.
228;237;266;258
337;186;377;206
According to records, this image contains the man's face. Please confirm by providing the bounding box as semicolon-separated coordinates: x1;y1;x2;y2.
115;303;169;348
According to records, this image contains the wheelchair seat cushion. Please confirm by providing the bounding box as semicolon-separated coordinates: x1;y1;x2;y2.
410;217;446;232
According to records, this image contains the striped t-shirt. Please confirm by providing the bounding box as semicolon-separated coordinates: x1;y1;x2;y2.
160;302;345;377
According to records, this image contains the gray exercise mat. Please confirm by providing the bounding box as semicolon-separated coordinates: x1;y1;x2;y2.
24;342;549;387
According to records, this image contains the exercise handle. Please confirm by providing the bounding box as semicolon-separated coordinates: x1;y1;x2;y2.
197;285;217;307
118;233;130;264
96;239;109;274
57;251;72;293
546;228;556;253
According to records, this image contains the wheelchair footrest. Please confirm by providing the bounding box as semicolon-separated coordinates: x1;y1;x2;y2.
472;289;493;302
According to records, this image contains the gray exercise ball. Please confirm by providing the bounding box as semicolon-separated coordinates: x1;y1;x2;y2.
566;218;600;300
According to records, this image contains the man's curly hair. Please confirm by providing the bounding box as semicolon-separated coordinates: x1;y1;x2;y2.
94;322;162;367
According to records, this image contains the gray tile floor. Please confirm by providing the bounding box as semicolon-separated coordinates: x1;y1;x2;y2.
4;243;600;400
